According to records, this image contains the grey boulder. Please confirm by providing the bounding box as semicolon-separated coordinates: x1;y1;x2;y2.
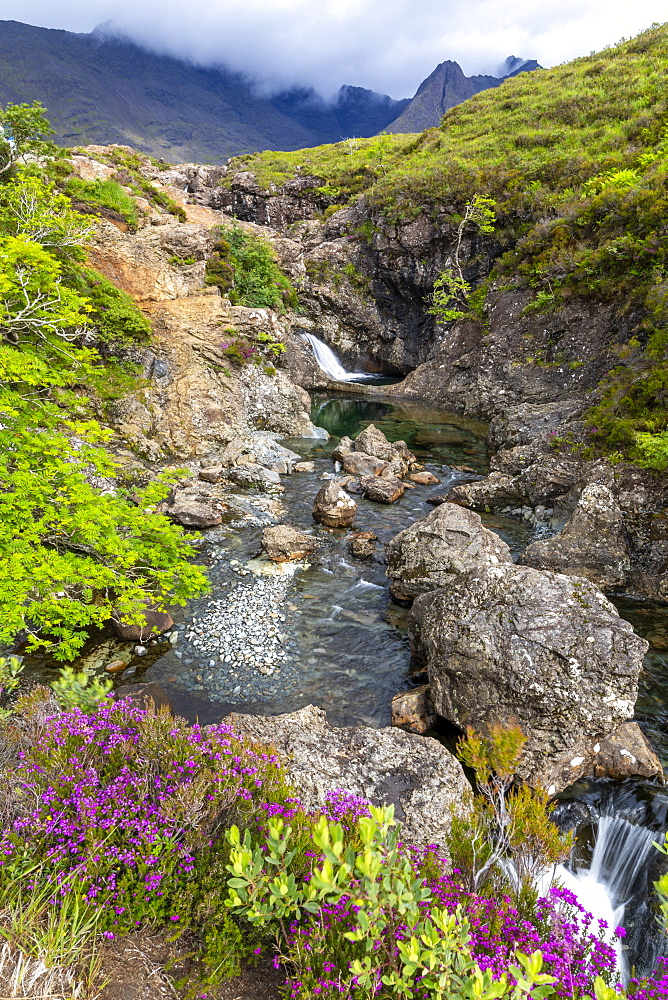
519;483;631;590
226;704;472;847
386;503;512;602
261;524;318;562
412;563;648;789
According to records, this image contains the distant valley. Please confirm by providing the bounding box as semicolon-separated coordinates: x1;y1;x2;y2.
0;19;539;162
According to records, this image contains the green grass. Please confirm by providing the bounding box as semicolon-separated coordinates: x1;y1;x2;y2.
65;177;139;228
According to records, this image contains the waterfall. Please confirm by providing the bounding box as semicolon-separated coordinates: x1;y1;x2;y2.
301;333;377;382
548;812;666;981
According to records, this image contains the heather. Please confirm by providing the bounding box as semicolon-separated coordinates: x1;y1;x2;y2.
0;695;665;999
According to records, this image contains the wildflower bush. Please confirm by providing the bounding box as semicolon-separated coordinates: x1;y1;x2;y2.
0;699;665;999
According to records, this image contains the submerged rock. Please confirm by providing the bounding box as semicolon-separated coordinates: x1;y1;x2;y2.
386;503;511;602
519;483;631;590
312;480;357;528
348;531;378;559
226;704;472;846
412;563;648;790
261;524;318;562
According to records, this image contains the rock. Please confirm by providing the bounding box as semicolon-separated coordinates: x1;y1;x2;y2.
166;496;223;527
312;481;357;528
226;704;471;846
590;722;663;781
381;457;409;478
220;433;300;474
332;436;353;463
354;425;409;463
343;451;388;477
413;563;648;789
111;608;174;642
360;476;405;504
114;682;174;715
519;483;631;590
386;504;512;602
540;722;664;794
226;463;282;489
105;659;128;673
348;531;378;559
199;464;223;483
341;476;363;494
391;685;436;734
261;525;318;562
294;461;315;472
410;472;441;485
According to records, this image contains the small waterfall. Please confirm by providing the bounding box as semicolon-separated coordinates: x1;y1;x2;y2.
301;333;377;382
550;808;667;981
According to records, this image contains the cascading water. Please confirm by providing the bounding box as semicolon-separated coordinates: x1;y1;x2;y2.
301;333;379;382
551;781;668;981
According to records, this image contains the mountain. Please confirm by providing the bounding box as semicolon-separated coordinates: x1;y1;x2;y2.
0;19;537;161
386;57;541;133
0;20;406;162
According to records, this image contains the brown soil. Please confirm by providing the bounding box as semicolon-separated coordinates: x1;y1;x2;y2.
98;931;284;1000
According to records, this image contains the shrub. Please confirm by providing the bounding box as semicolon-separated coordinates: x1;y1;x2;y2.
207;224;297;311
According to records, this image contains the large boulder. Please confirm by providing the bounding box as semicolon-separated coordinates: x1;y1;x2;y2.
111;607;173;642
333;424;417;476
165;492;224;527
312;480;357;528
226;704;471;846
343;451;388;477
412;563;648;789
261;524;318;562
519;483;631;590
386;504;512;602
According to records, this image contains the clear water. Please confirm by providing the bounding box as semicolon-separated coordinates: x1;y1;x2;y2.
120;393;533;725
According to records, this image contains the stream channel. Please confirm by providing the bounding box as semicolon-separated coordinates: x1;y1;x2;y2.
25;384;668;979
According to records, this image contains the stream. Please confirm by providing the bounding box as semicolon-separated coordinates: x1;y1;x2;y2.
21;379;668;980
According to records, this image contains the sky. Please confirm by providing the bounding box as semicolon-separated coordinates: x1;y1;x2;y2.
2;1;667;98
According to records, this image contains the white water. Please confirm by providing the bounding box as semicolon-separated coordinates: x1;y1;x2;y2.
547;815;658;981
301;333;378;382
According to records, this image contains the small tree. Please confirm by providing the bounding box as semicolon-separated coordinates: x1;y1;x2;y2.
0;102;55;178
429;194;496;322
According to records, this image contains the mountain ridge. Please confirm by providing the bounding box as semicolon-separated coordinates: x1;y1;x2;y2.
0;19;536;161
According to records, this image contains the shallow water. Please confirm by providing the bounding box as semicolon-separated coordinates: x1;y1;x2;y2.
126;393;532;725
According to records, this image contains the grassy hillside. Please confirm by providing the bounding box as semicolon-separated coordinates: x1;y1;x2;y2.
232;24;668;467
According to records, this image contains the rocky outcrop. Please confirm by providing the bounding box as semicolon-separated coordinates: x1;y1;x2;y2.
386;504;512;602
226;704;472;846
261;525;318;562
519;484;631;590
410;563;649;790
312;481;358;528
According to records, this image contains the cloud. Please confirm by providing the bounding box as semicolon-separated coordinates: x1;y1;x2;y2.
4;0;667;98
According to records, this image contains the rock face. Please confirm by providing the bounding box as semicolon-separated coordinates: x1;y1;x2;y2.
386;504;512;602
226;705;471;846
360;476;405;504
412;563;648;788
312;481;358;528
519;483;631;590
261;525;318;562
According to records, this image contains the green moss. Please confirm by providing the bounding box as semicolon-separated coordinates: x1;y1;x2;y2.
207;224;297;311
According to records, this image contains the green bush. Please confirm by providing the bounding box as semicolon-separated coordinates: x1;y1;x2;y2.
207;224;297;311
